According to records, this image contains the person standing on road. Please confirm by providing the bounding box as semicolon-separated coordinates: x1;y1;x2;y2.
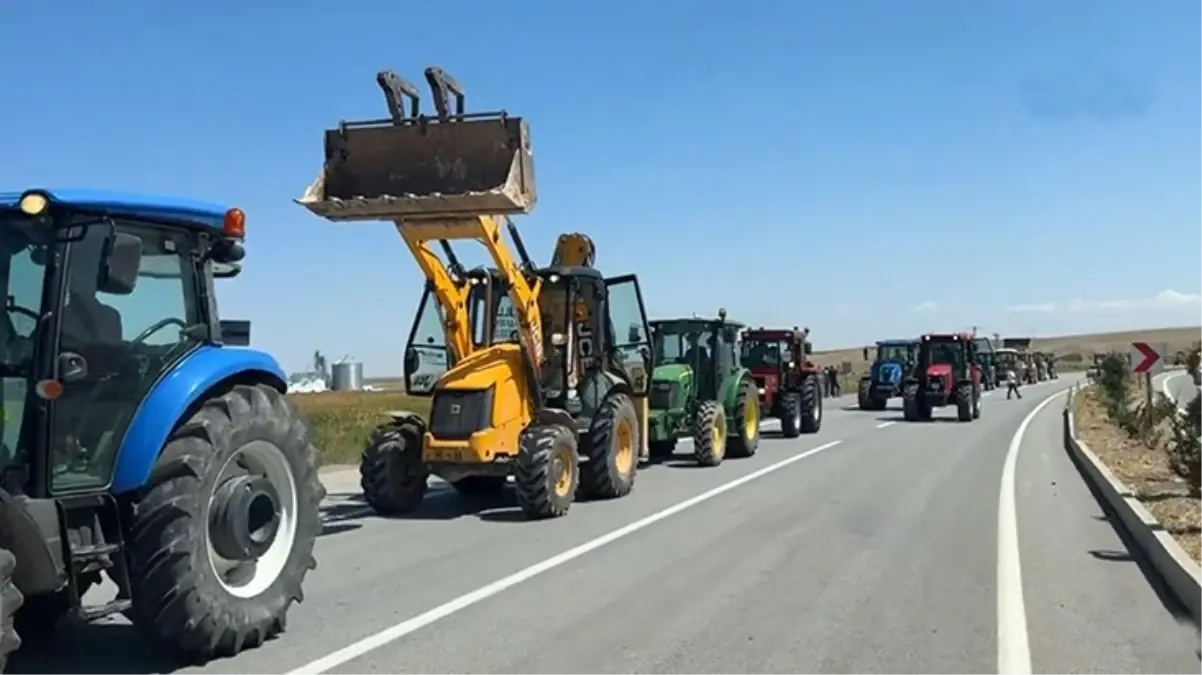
828;366;841;397
1006;367;1022;400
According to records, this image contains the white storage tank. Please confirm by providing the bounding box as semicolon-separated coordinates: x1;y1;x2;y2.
330;360;364;391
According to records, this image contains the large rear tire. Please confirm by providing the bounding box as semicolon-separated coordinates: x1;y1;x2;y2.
125;383;323;662
514;424;578;519
692;401;727;467
579;392;639;499
800;375;822;433
0;549;23;672
728;378;760;458
360;420;429;515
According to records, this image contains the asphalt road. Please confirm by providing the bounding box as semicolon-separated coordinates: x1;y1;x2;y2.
1161;369;1201;410
11;375;1200;674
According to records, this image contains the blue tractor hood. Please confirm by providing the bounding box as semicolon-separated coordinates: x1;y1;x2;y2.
871;360;905;385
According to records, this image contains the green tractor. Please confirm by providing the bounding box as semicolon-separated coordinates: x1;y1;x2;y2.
646;310;760;466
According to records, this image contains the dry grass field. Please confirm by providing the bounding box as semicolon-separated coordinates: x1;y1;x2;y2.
294;325;1200;466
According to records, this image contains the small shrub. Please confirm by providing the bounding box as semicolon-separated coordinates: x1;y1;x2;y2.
1096;352;1132;418
1165;395;1201;496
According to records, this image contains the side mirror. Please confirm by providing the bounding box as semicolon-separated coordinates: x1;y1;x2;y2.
804;341;813;355
219;320;251;346
98;232;142;296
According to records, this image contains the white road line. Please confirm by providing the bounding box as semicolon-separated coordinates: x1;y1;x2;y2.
876;421;895;429
997;387;1069;675
290;439;845;674
1160;371;1182;402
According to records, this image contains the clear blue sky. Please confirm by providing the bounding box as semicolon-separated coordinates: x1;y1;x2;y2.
3;0;1198;374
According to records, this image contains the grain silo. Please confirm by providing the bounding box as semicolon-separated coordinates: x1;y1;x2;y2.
330;358;365;391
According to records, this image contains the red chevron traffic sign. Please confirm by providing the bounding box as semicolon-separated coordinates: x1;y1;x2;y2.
1131;341;1160;374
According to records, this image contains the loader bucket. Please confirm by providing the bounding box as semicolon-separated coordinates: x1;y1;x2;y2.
297;115;536;222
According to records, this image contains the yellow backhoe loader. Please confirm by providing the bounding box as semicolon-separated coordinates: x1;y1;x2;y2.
297;66;653;519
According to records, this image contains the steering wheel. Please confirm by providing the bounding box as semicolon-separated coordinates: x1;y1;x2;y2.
131;317;188;345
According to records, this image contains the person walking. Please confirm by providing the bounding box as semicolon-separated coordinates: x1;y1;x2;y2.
1006;367;1022;400
828;366;841;397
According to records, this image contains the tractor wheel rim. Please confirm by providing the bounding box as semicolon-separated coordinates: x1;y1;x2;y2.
744;396;758;439
553;446;574;497
206;440;298;599
614;418;634;474
711;415;726;457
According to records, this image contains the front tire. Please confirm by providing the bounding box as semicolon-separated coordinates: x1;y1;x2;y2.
579;393;639;499
360;420;429;515
857;378;872;411
692;401;727;467
125;383;323;661
779;392;802;438
513;424;578;519
728;378;759;458
956;383;973;422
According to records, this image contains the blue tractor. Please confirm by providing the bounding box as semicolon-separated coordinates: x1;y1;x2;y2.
857;339;917;411
0;190;323;669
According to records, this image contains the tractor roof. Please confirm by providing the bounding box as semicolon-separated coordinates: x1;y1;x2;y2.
651;316;746;330
743;327;809;342
0;188;232;232
876;338;917;347
921;332;973;343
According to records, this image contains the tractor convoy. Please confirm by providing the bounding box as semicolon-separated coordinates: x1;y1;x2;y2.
0;62;1068;670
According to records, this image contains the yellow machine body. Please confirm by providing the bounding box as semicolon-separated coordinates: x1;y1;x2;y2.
296;68;649;482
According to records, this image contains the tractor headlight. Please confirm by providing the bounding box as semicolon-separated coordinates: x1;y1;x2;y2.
758;387;766;395
18;191;50;217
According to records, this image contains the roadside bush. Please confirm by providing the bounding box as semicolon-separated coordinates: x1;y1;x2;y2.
289;391;431;466
1165;394;1201;496
1096;352;1132;418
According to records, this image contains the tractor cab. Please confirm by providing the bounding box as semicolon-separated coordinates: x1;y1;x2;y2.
902;332;981;422
0;189;321;667
1;190;248;497
974;336;998;390
649;312;742;411
645;310;761;464
739;326;813;408
857;338;916;410
404;263;653;440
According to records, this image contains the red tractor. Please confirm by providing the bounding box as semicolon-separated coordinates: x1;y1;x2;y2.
739;326;823;437
902;332;982;423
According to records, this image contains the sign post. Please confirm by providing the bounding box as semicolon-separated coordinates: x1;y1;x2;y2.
1131;341;1161;424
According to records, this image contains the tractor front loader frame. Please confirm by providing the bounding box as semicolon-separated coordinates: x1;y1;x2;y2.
298;66;653;520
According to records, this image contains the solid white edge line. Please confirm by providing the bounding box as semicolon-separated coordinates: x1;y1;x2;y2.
997;387;1070;675
290;439;845;674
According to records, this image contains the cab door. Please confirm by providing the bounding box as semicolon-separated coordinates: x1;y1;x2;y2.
603;274;653;457
602;275;652;396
